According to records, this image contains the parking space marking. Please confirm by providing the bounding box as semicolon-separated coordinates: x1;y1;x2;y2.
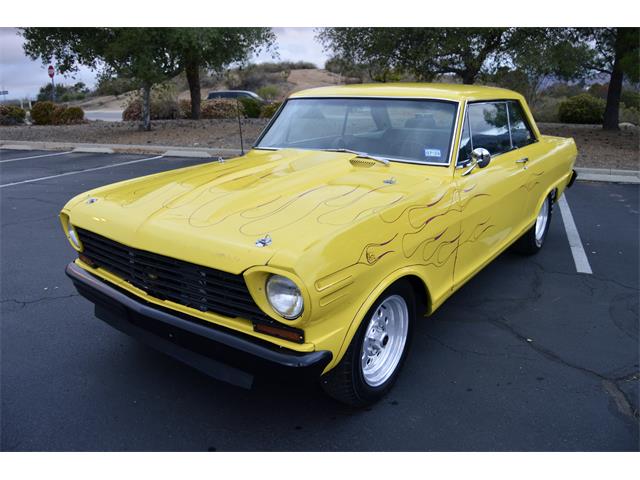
0;151;74;163
0;155;164;189
558;193;593;274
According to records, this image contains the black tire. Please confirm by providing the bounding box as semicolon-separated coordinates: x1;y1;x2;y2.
320;280;415;407
513;194;553;255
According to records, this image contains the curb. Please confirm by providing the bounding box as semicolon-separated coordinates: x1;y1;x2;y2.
0;140;242;159
575;167;640;185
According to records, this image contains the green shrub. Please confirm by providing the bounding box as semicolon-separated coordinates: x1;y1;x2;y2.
259;101;282;118
58;106;85;124
558;94;605;124
31;101;57;125
51;105;67;125
201;99;244;119
0;105;26;125
257;85;280;101
621;90;640;110
239;97;262;118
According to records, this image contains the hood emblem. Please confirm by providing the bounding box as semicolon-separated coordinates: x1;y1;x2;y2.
383;177;396;185
86;197;98;204
255;234;272;248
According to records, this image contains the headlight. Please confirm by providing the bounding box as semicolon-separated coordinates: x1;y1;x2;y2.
68;224;81;249
62;216;82;251
266;274;303;319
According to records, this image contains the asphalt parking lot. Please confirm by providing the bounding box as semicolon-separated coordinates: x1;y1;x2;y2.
1;148;638;451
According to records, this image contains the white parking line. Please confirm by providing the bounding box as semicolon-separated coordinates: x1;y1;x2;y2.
558;193;593;274
0;151;74;163
0;155;164;189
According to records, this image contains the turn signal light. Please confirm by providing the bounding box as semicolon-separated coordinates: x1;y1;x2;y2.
253;323;304;344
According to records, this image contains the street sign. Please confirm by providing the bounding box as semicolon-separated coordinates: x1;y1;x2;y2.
48;65;55;78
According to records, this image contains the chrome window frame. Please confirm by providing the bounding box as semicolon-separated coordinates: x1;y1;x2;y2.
456;99;539;168
253;96;462;168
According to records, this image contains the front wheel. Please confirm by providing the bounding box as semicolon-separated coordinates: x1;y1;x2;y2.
513;194;553;255
320;281;415;407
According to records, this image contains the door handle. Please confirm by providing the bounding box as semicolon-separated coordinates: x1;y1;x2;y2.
516;157;529;164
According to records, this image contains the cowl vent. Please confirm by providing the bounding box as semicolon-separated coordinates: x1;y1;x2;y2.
349;157;376;168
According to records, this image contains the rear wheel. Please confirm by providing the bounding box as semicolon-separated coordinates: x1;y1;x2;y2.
320;281;415;407
513;194;553;255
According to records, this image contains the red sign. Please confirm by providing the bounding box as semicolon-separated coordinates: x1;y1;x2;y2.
48;65;55;78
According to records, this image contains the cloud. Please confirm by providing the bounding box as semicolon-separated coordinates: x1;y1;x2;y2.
0;27;329;100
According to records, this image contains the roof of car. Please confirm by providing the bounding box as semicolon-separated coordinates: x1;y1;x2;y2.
289;83;523;102
209;90;254;94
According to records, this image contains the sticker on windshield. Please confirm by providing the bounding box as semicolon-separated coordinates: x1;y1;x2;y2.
424;148;442;158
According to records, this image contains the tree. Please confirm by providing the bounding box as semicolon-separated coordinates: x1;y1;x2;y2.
499;28;592;106
317;28;513;84
37;81;89;102
20;28;275;128
21;28;182;130
575;28;640;130
169;28;274;119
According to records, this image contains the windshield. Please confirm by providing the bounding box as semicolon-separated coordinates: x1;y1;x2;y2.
256;97;458;165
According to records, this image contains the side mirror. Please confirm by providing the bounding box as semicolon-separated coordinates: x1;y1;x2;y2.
462;148;491;176
472;147;491;168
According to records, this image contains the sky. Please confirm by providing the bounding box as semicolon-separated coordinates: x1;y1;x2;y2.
0;27;330;100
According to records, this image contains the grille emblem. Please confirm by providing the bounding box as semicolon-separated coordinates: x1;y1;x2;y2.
255;234;272;248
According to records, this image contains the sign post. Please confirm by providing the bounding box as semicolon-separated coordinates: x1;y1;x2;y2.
48;65;55;102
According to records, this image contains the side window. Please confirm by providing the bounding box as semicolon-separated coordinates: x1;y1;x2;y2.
457;111;472;164
467;102;511;157
508;101;535;148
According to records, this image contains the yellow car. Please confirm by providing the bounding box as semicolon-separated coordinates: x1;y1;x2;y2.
62;83;578;406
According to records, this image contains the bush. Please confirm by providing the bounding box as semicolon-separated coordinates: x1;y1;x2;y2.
239;97;262;118
122;88;179;121
31;101;56;125
259;101;282;118
30;102;85;125
621;90;640;110
122;100;142;121
558;94;605;124
58;106;85;124
201;99;244;119
178;99;192;119
0;105;26;125
257;85;280;101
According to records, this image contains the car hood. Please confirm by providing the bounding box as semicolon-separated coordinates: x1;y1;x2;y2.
64;148;443;274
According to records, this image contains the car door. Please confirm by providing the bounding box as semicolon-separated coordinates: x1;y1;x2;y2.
453;100;531;288
506;100;548;227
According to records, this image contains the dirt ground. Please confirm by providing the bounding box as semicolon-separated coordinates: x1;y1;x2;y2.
1;120;638;170
537;123;639;171
0;119;269;149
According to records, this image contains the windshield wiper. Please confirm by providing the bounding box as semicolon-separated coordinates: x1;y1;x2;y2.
321;148;390;166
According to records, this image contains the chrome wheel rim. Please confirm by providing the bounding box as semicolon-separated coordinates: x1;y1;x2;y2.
535;198;550;247
361;295;409;387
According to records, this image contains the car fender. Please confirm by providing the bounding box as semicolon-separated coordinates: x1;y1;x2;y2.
325;265;433;372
